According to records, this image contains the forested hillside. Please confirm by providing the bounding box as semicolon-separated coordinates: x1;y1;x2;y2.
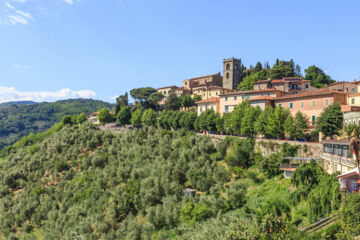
0;99;113;150
0;122;356;239
0;101;36;108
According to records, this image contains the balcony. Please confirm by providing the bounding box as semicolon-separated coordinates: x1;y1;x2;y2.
320;153;356;168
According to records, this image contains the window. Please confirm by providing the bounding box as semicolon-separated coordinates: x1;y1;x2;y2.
290;102;293;109
209;93;211;97
312;115;316;125
225;105;229;112
200;107;203;112
203;93;205;96
226;63;230;70
305;84;309;88
325;99;329;106
226;73;230;79
216;92;218;95
185;82;188;86
225;97;228;101
234;96;237;100
301;101;304;108
242;96;245;100
278;103;282;107
312;100;316;107
352;87;355;93
164;91;166;94
352;98;355;105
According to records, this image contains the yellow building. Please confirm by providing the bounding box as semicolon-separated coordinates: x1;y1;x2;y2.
191;86;233;100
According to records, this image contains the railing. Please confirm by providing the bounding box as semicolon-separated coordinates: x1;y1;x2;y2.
280;164;299;169
320;153;356;168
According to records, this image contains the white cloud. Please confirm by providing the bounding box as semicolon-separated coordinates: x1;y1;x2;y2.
5;2;33;25
13;64;29;69
0;86;96;103
11;0;27;3
62;0;74;5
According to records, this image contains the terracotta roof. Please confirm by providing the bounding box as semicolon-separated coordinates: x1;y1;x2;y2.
195;97;219;104
275;89;344;100
175;86;191;91
341;105;360;113
157;85;178;90
185;73;221;82
254;78;310;84
220;88;286;96
337;168;359;179
249;96;275;101
192;85;231;90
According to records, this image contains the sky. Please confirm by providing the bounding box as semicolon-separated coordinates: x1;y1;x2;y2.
1;0;360;103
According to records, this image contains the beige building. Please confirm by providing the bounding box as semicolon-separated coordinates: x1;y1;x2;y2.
196;97;220;115
191;85;233;100
182;73;223;89
342;105;360;125
219;89;287;114
323;81;359;94
254;77;317;95
88;112;100;124
157;86;179;105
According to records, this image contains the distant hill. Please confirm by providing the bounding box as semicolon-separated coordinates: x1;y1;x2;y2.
0;101;36;108
0;98;113;150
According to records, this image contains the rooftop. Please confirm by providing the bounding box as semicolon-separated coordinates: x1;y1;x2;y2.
275;89;344;100
249;96;275;101
254;77;310;84
195;97;219;104
157;85;178;90
184;73;221;82
220;88;286;96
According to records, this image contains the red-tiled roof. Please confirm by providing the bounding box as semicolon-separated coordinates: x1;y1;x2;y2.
185;73;221;81
195;97;219;104
254;78;310;84
175;86;191;91
157;85;178;90
254;79;271;84
220;88;286;96
275;89;344;100
249;96;275;101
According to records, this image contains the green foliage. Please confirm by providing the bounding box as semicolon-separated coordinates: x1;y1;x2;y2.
115;92;129;115
0;99;113;150
142;108;157;126
230;100;250;135
116;106;132;125
131;108;143;127
337;193;360;238
148;92;164;111
225;138;254;168
305;65;334;88
97;107;114;124
256;153;282;177
316;102;344;138
285;111;309;140
195;109;217;132
130;87;157;103
241;106;261;137
164;91;181;110
181;94;194;108
238;70;267;90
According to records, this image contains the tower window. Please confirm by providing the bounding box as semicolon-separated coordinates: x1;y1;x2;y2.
226;73;229;79
226;63;230;70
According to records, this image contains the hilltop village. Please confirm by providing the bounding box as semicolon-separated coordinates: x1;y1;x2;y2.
87;57;360;195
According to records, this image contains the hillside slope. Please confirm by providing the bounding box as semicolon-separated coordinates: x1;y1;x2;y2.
0;98;113;150
0;101;36;108
0;123;345;239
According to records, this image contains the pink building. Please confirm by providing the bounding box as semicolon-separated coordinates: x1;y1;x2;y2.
254;77;317;95
274;89;346;126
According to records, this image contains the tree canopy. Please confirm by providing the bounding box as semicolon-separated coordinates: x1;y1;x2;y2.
316;102;343;138
304;65;334;88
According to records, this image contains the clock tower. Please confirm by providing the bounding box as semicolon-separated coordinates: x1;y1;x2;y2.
223;57;242;90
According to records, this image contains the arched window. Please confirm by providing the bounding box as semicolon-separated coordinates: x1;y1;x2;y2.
226;73;229;79
226;63;230;70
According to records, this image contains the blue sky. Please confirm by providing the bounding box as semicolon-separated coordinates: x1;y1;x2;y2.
1;0;360;103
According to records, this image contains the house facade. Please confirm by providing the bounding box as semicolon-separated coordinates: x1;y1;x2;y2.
196;97;219;115
182;73;223;89
274;89;346;126
191;85;233;100
219;89;287;114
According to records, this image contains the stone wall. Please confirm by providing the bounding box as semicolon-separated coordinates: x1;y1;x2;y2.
199;133;323;159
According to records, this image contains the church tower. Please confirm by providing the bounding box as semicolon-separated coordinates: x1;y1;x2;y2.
223;57;242;90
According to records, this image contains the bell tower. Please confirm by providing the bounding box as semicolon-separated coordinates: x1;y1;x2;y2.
223;57;241;90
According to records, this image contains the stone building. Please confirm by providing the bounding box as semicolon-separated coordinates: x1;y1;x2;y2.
223;57;242;90
182;73;223;89
191;85;233;100
253;77;317;95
